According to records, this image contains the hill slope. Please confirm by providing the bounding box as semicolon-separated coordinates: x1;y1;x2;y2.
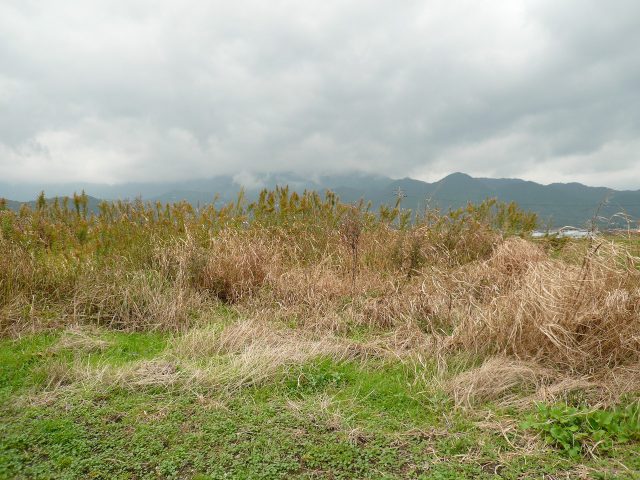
332;173;640;228
2;173;639;227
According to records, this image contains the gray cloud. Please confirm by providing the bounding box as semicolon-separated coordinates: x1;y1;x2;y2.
1;0;639;187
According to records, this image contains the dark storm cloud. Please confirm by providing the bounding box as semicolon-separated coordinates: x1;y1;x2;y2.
0;0;638;187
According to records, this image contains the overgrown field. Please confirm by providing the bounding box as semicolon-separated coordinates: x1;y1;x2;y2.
1;190;639;479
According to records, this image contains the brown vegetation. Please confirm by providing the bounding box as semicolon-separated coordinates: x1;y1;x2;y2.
1;189;639;406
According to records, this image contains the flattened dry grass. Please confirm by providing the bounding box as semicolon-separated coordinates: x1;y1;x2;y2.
445;356;555;407
36;317;436;398
48;325;113;354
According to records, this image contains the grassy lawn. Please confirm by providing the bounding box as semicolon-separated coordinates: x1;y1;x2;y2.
1;324;638;479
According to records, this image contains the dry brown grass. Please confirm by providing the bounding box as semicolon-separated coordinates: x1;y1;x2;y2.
447;237;640;373
4;193;639;408
71;268;206;330
170;317;404;367
49;325;113;354
445;356;554;407
435;237;640;406
189;230;280;303
30;232;640;406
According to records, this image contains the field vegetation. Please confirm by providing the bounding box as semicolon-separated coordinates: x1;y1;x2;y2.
1;189;639;479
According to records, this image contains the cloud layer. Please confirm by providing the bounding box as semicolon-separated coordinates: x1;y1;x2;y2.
1;0;639;187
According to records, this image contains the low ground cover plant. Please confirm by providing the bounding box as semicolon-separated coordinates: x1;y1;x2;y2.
522;402;640;458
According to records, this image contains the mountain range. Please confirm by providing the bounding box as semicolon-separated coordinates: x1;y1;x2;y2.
2;172;639;228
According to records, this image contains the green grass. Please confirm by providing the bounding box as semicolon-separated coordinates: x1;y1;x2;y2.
1;330;639;479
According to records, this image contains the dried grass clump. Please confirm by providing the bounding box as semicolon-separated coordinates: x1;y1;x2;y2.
358;283;434;329
39;358;189;393
361;319;434;356
167;320;355;390
269;264;351;311
114;359;183;388
169;318;424;389
72;268;205;330
0;294;74;337
257;264;435;332
40;359;77;390
172;319;361;363
593;362;640;404
425;221;501;268
0;245;29;306
0;298;23;335
448;238;547;303
49;325;113;353
0;245;79;335
450;238;640;373
193;231;280;303
445;356;554;407
68;359;184;390
484;237;547;279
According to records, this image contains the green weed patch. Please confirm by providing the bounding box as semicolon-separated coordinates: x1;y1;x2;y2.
522;403;640;457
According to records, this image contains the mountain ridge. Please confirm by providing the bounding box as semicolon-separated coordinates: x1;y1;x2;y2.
2;172;639;228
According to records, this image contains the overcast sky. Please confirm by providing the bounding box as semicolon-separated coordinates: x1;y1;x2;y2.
1;0;639;188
